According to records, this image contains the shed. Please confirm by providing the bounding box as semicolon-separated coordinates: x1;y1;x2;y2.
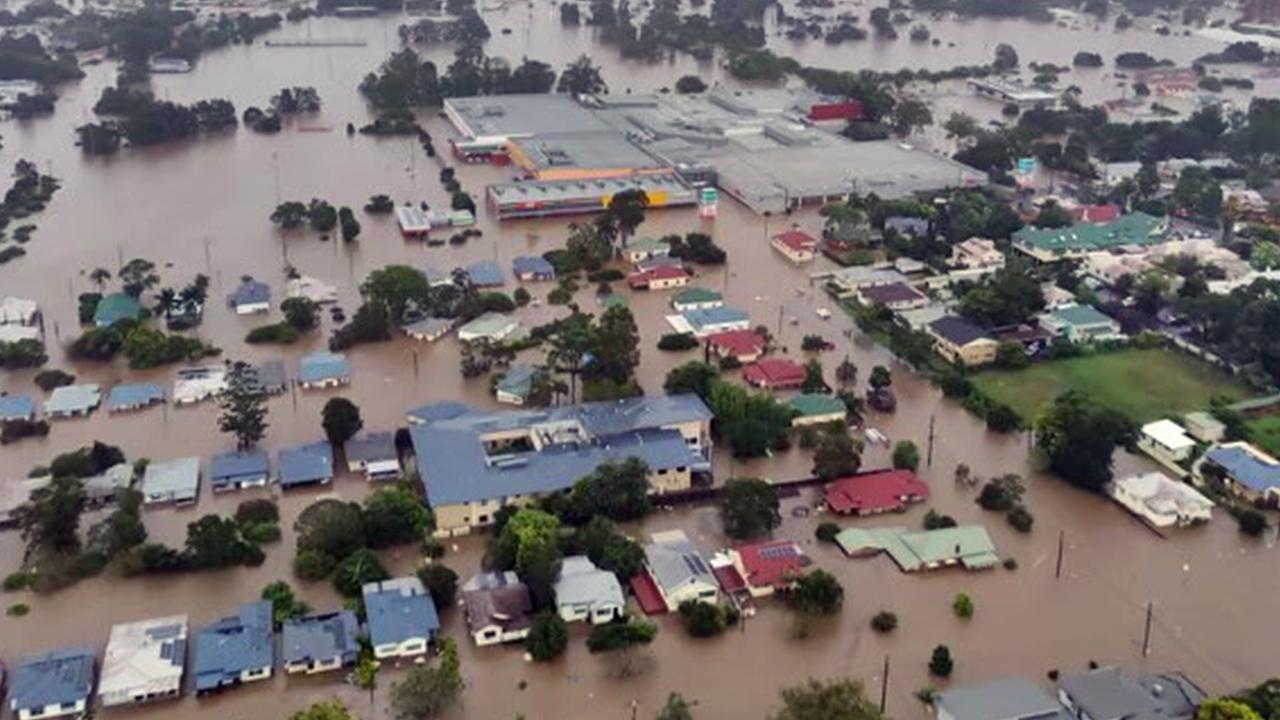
9;647;97;720
210;449;270;492
0;393;35;422
44;384;101;419
364;577;440;659
1183;411;1224;443
141;457;201;506
106;383;165;413
495;364;540;406
298;352;350;389
345;432;400;480
278;442;334;488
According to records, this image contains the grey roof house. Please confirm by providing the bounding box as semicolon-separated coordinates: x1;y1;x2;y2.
106;383;165;413
345;431;400;481
936;677;1071;720
8;647;96;720
44;384;101;419
494;364;540;406
141;457;200;506
278;442;334;489
227;277;271;314
193;601;274;695
554;555;626;625
1058;667;1205;720
642;529;718;613
462;571;534;647
298;351;350;389
252;360;288;395
282;611;360;675
84;462;133;507
210;449;270;492
363;576;440;659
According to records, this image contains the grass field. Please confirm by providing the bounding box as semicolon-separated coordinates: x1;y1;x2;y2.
1246;416;1280;458
972;348;1249;423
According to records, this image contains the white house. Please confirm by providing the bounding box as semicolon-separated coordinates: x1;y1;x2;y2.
1106;472;1213;528
99;616;187;708
642;530;718;612
554;556;626;624
1137;419;1196;469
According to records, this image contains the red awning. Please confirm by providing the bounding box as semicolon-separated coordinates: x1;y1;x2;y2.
629;573;668;615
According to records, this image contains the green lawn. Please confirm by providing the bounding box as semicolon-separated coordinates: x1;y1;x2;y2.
972;348;1248;423
1246;415;1280;458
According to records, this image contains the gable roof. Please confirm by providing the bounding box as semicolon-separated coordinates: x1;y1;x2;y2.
99;615;187;703
193;601;274;691
298;352;350;384
10;646;96;712
252;360;288;394
772;230;818;251
645;529;715;595
106;383;165;411
512;255;555;277
859;282;928;305
278;442;333;486
707;329;765;357
345;431;397;464
1204;443;1280;493
929;315;992;346
364;577;441;647
735;539;811;589
45;384;101;415
936;677;1070;720
1059;667;1204;720
683;306;749;331
0;393;35;421
743;357;806;387
228;278;270;307
672;287;722;307
824;469;930;514
788;393;846;417
141;457;200;500
555;555;625;609
210;449;270;482
282;611;360;665
464;260;505;287
462;572;533;635
496;364;539;399
93;293;142;326
834;525;999;571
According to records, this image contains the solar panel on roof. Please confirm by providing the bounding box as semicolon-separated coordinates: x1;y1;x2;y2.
759;545;798;559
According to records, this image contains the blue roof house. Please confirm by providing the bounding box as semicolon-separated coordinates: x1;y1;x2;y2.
282;611;360;675
0;394;35;422
512;256;556;282
226;278;271;315
363;576;440;659
298;352;350;390
8;647;96;720
666;306;751;338
278;442;334;489
464;260;505;288
1198;442;1280;504
210;449;270;492
193;601;274;695
106;383;165;413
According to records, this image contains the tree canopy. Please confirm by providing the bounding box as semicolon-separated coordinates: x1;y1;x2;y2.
719;478;781;539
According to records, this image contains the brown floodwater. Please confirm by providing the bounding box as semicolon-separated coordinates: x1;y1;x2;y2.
0;7;1276;720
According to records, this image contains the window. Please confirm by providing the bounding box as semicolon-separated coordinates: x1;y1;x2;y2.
478;514;489;524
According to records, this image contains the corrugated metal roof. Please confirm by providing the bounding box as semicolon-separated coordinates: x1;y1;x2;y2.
278;442;333;487
282;611;359;666
9;646;96;712
193;601;274;692
363;577;440;648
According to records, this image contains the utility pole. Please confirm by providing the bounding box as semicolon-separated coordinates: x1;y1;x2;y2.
1142;602;1153;657
777;304;783;336
926;413;936;467
1055;530;1065;580
879;654;890;714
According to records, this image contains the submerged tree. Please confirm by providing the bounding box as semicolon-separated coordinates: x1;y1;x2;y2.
218;361;269;451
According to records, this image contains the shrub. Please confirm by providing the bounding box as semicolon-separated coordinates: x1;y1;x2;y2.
1007;505;1034;533
678;600;726;637
986;404;1021;432
870;610;898;633
929;645;954;677
245;322;299;344
33;369;75;391
922;509;957;530
1237;508;1268;537
815;521;841;543
1003;557;1018;570
332;548;389;597
294;549;337;581
657;333;699;351
525;611;569;661
242;522;283;544
587;621;657;652
952;593;974;620
417;564;459;607
3;571;34;592
7;602;29;617
235;499;280;526
1;419;50;444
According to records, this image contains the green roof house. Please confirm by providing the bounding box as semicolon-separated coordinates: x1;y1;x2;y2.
834;525;999;572
1012;212;1169;262
788;393;847;427
671;287;723;312
93;293;143;327
1037;303;1122;344
624;238;670;265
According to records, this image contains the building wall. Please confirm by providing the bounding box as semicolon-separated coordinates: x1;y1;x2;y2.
374;637;428;659
649;275;690;290
649;466;692;494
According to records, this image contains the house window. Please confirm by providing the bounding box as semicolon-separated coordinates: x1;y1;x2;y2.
478;514;489;524
484;630;497;639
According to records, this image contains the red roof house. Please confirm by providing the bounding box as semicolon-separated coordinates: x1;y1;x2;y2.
1068;203;1122;224
824;469;930;516
628;265;690;290
771;230;818;264
729;540;812;597
808;100;865;122
707;329;766;363
742;357;806;390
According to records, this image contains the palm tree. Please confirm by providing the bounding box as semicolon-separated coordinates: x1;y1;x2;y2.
154;287;178;319
89;267;111;291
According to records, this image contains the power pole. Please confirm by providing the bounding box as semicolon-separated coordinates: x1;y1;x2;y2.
926;413;936;467
1055;530;1065;580
777;304;783;335
879;654;890;714
1142;602;1153;657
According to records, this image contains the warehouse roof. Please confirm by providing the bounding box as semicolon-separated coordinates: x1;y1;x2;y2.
445;94;613;138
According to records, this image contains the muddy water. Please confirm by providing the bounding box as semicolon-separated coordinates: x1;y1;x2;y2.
0;9;1275;720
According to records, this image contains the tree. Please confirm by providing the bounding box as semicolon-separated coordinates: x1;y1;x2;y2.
708;381;794;457
892;440;920;471
262;580;310;628
20;476;86;557
1007;504;1034;532
321;397;363;447
333;548;389;597
570;516;646;580
390;638;462;719
282;297;319;331
417;563;459;606
218;361;269;451
87;488;147;559
271;201;308;229
361;265;430;325
869;365;892;390
675;75;707;94
812;427;861;480
586;305;641;382
1197;699;1263;720
790;570;843;615
929;645;954;677
870;611;898;633
977;474;1024;511
586;621;657;652
657;693;696;720
118;258;159;298
679;600;728;637
770;678;883;720
557;54;607;94
291;701;356;720
664;361;718;399
295;499;367;570
547;312;594;402
802;358;830;394
1250;241;1280;271
958;266;1045;326
603;189;649;247
525;611;569;661
952;592;974;619
494;509;562;607
185;515;258;569
308;199;338;232
89;266;111;291
566;458;652;523
1034;390;1134;491
890;97;932;137
1034;202;1072;228
363;486;427;548
719;478;781;539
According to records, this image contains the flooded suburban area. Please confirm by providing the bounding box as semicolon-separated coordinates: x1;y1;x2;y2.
1;0;1279;718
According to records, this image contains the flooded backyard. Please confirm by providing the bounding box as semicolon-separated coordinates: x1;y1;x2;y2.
0;5;1277;719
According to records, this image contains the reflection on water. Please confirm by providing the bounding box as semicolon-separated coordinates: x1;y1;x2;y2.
0;9;1275;720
